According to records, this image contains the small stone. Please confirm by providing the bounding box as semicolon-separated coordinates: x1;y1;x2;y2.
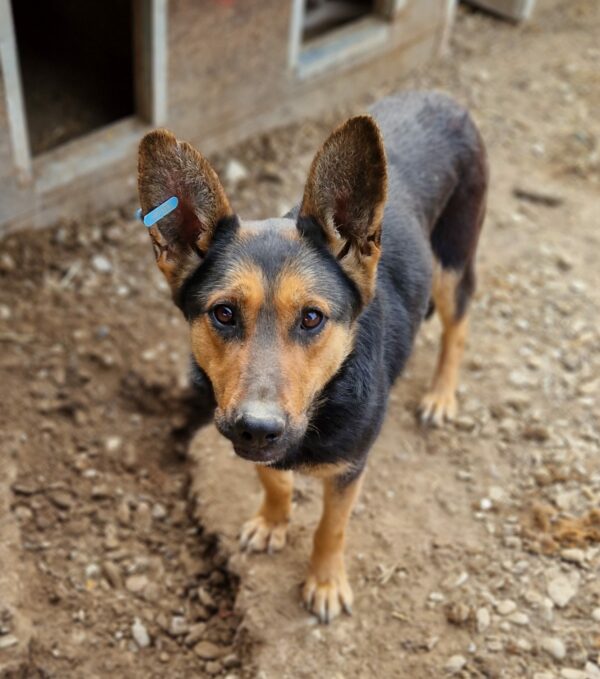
48;490;74;510
223;653;241;669
185;622;207;646
508;611;529;626
480;497;493;511
125;574;148;594
476;607;490;633
584;663;600;679
104;436;122;453
197;587;217;609
134;503;152;533
496;599;517;616
446;602;471;625
91;484;111;500
169;616;188;637
445;655;467;674
152;503;167;520
205;661;222;675
560;548;585;564
560;670;587;679
0;635;18;649
102;561;122;588
0;304;11;320
132;618;150;648
224;159;248;185
194;641;224;660
541;636;566;660
547;573;578;608
91;255;112;273
0;253;16;272
592;608;600;622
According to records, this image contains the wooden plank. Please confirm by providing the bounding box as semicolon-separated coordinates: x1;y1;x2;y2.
133;0;168;125
0;0;32;180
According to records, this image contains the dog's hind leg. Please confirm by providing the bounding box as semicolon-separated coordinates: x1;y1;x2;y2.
240;466;294;553
420;262;473;426
420;140;487;426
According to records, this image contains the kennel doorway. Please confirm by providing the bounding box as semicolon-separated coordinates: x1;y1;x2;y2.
0;0;167;180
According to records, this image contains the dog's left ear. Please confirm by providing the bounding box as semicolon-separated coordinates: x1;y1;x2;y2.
298;115;387;305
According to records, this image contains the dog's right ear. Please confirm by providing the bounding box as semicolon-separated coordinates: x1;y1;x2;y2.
138;129;233;302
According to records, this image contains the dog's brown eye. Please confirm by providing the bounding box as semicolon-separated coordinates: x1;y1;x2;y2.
212;304;235;326
301;308;324;331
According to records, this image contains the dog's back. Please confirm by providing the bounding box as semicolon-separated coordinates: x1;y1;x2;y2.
370;91;488;422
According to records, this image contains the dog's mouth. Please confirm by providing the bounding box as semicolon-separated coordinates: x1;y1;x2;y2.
231;444;286;464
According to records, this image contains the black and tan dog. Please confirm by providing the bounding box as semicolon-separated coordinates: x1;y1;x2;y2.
137;91;487;623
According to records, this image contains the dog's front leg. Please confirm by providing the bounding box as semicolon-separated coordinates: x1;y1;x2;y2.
303;473;363;623
240;466;293;553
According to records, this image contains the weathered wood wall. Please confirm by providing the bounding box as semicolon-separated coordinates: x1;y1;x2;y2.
0;0;452;235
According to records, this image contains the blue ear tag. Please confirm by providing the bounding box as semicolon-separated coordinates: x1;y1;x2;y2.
137;196;179;228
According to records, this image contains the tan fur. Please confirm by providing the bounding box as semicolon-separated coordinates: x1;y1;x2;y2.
190;264;265;410
303;474;364;621
420;262;468;425
300;115;387;305
274;269;353;425
240;467;294;553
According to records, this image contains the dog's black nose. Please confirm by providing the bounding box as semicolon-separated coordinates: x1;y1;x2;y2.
235;412;285;447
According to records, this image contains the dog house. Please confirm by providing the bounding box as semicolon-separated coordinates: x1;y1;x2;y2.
0;0;455;234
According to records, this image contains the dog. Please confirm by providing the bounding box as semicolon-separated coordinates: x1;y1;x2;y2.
137;91;488;623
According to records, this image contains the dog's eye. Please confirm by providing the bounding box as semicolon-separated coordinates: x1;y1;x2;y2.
212;304;235;326
300;308;324;331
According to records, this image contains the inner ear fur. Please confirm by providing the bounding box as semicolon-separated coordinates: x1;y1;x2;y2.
137;129;232;301
299;115;387;304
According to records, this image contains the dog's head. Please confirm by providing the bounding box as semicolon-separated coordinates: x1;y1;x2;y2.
138;117;387;464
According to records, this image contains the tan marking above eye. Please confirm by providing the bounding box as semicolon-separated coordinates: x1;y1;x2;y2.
204;264;266;317
274;270;331;329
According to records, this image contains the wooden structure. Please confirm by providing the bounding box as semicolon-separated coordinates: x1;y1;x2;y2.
0;0;455;235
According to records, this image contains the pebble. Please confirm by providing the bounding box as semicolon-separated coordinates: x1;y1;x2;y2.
444;655;467;674
541;636;566;660
560;548;585;564
185;622;207;646
560;670;587;679
0;634;18;649
152;503;167;520
91;255;112;273
125;575;148;594
224;159;248;185
104;436;122;453
102;561;122;588
134;502;153;533
0;304;11;320
132;618;150;648
476;607;490;633
508;612;530;626
194;641;224;660
592;608;600;622
169;616;189;637
547;573;579;608
205;661;222;675
496;599;517;615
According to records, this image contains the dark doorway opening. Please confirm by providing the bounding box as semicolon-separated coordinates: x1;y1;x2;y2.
303;0;375;42
11;0;134;156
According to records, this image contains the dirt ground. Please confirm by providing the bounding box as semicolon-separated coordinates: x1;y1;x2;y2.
1;1;599;677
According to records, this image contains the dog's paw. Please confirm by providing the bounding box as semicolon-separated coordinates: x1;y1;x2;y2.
419;388;457;427
240;515;288;554
302;570;353;624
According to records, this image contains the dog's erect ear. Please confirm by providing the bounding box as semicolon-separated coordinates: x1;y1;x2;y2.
298;115;387;305
138;129;233;301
